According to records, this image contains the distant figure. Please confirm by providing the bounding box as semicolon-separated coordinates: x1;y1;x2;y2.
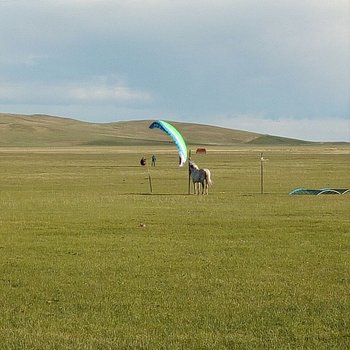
140;157;146;166
151;154;157;167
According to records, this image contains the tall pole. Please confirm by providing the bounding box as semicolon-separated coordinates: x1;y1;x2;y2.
147;163;153;194
260;152;264;194
188;149;191;194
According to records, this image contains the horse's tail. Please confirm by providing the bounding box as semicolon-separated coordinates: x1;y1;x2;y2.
204;169;212;186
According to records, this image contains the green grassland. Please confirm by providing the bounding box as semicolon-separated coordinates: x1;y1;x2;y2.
0;146;350;350
0;145;349;349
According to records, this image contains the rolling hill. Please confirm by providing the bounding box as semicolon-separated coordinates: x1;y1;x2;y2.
0;113;311;147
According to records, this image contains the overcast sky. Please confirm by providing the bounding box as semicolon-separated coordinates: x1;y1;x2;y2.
0;0;349;141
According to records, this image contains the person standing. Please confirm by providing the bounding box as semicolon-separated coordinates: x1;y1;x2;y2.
151;154;157;167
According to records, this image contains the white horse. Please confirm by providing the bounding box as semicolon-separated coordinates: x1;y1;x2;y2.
189;160;212;195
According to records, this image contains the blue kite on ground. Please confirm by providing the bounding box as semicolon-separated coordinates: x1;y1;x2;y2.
289;188;350;195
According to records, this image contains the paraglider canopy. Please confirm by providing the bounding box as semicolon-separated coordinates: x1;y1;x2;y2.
149;120;188;166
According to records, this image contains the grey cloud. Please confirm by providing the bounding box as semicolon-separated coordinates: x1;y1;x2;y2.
0;0;349;140
0;78;153;105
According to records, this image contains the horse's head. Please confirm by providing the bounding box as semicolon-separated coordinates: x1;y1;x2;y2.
189;160;199;170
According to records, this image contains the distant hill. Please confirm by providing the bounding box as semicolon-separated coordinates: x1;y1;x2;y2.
0;113;312;147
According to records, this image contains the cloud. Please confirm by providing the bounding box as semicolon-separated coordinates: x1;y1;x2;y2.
210;114;350;142
0;78;153;105
0;54;47;66
0;0;349;141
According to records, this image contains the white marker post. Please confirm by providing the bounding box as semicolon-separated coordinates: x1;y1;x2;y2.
260;152;268;194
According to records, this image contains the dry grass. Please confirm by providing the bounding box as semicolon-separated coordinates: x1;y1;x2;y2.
0;113;316;147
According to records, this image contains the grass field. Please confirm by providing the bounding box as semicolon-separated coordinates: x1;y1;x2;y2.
0;145;349;349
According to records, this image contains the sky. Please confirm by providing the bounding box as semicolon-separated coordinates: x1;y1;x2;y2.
0;0;349;142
